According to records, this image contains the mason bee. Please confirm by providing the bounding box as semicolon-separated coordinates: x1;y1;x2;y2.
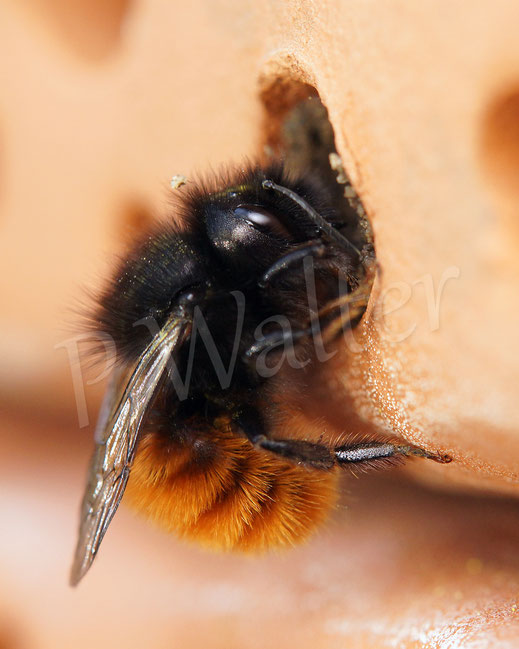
70;161;451;586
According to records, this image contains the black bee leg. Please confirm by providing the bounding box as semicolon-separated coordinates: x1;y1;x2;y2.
254;437;451;470
256;437;336;469
235;406;452;469
258;240;327;288
334;441;452;468
262;179;361;258
233;407;336;470
243;327;311;360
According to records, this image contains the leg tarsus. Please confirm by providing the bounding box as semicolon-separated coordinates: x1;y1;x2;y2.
335;441;452;466
259;240;326;288
334;441;398;464
396;445;452;464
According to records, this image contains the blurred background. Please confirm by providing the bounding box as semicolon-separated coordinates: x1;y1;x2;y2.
1;1;519;647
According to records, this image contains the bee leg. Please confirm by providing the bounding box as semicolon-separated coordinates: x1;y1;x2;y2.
255;436;451;470
259;241;359;298
256;437;336;469
253;437;451;470
235;404;451;469
243;309;347;360
334;441;452;466
232;406;333;469
243;327;311;360
262;179;361;258
258;240;327;288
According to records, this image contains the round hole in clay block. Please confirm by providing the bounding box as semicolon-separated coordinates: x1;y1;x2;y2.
21;0;132;62
479;88;519;241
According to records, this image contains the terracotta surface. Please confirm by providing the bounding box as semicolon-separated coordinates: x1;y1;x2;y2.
1;1;519;647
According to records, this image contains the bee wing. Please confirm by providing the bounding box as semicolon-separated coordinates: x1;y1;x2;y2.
70;310;191;586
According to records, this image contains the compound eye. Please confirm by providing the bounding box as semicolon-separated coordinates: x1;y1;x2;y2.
233;205;292;240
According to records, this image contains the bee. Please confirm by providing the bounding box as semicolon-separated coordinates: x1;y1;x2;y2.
70;162;451;585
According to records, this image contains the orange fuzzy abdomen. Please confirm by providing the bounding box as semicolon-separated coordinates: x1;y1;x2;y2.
125;421;339;552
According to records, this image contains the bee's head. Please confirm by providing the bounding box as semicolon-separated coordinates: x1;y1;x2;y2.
203;201;294;271
195;169;326;275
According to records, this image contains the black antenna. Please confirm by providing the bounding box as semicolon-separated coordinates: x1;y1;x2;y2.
262;179;362;258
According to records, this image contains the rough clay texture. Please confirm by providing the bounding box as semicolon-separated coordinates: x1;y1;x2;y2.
0;1;518;647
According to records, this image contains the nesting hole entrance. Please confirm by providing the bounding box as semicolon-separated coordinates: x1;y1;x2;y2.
259;76;375;290
480;88;519;242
